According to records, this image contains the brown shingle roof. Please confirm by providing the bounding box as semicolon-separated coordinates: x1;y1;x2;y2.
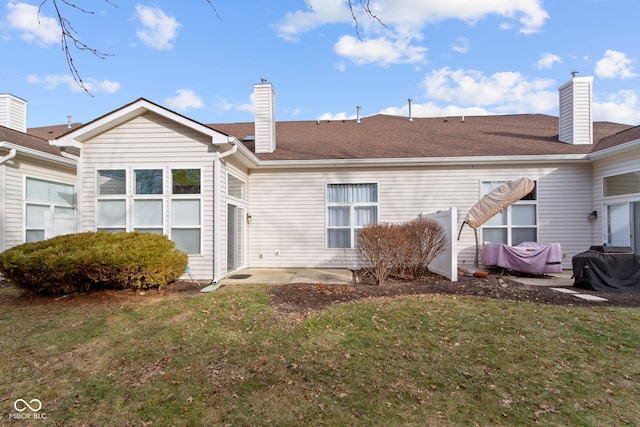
0;125;65;157
27;123;84;140
210;114;634;161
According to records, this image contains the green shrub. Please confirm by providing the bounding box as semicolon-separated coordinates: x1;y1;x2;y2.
0;232;188;295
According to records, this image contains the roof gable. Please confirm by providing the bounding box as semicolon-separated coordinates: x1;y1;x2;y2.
51;98;232;148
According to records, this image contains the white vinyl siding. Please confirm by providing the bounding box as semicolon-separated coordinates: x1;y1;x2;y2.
593;145;640;249
81;113;217;277
247;163;591;270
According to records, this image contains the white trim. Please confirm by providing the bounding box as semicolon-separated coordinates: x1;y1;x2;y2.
589;138;640;160
0;141;76;166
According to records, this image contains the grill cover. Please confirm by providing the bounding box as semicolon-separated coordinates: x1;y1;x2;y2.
573;246;640;292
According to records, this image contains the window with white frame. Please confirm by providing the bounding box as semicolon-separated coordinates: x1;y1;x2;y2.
96;168;202;254
227;173;246;200
327;183;378;249
481;180;537;246
25;177;75;242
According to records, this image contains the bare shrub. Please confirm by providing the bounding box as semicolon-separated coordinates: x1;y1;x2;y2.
357;223;405;285
398;218;448;280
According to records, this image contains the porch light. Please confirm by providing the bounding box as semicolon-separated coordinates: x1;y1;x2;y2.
247;213;252;224
589;210;597;221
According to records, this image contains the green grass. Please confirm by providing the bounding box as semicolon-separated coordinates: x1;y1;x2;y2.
1;284;639;426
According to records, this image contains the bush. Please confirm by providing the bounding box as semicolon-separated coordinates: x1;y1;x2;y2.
357;218;448;285
0;232;188;295
357;223;406;285
396;218;448;280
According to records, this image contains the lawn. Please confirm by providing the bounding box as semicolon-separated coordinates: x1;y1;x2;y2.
1;283;639;426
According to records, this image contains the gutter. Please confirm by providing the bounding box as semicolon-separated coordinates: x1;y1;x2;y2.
0;141;76;166
588;138;640;160
247;154;592;170
0;148;16;164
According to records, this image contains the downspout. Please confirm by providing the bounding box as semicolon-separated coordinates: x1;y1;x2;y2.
212;141;238;283
0;148;16;252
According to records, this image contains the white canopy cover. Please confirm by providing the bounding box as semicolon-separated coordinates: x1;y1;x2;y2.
464;177;535;229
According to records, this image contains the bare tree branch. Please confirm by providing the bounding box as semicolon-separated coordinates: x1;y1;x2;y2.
39;0;114;94
39;1;380;94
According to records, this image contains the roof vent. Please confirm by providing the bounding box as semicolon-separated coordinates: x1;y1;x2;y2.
408;98;413;122
356;106;361;124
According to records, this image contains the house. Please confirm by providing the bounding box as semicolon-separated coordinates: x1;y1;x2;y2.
3;75;640;283
0;94;77;252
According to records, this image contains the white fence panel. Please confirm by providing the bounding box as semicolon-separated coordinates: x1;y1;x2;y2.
44;211;77;240
421;207;458;282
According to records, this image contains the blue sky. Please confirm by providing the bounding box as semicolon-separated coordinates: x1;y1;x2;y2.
2;0;640;128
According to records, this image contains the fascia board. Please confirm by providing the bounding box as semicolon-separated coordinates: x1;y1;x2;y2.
588;138;640;160
249;154;590;169
0;141;76;166
51;100;228;147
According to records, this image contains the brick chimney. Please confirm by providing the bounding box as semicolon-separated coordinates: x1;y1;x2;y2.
254;80;276;154
0;94;27;133
558;75;593;145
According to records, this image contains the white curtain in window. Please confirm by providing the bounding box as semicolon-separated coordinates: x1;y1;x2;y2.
355;206;377;226
328;183;377;203
172;200;200;226
512;204;536;225
328;229;350;248
97;200;126;227
134;200;163;227
328;206;350;226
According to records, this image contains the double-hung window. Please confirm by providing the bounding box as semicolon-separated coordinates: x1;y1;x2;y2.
327;183;378;248
25;177;75;242
481;180;537;246
96;168;202;254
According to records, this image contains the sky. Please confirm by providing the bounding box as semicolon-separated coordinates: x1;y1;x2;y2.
2;0;640;128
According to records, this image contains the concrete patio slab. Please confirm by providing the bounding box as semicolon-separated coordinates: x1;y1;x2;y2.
220;268;354;285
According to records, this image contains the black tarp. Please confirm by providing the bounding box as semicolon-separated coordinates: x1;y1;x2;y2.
573;246;640;292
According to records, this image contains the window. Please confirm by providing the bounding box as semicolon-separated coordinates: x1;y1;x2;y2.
604;170;640;197
25;177;75;242
481;180;537;246
96;168;202;254
172;169;201;194
327;183;378;248
228;174;246;200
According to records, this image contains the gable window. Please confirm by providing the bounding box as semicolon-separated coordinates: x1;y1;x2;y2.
481;180;537;246
25;177;75;242
327;183;378;249
96;168;202;254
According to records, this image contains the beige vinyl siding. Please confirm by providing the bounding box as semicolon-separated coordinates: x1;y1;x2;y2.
592;145;640;244
80;112;217;279
247;162;592;270
2;156;76;250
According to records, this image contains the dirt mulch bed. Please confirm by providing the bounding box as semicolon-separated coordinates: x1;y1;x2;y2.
4;273;640;314
268;273;640;315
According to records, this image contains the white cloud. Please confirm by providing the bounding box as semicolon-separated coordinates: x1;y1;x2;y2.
537;52;562;70
164;89;204;111
378;102;490;118
27;74;120;93
451;37;470;54
595;50;637;79
420;67;556;113
334;34;427;65
279;0;549;40
135;4;181;50
593;90;640;125
317;111;357;121
6;2;60;46
275;0;352;41
214;93;254;115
